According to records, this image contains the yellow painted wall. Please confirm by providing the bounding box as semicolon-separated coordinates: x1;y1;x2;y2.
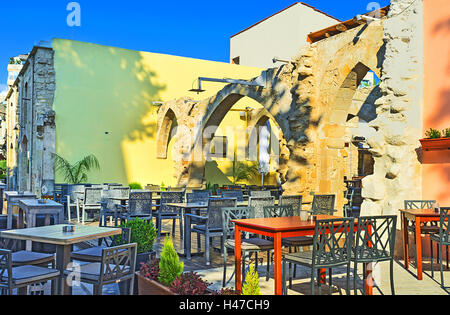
52;38;262;186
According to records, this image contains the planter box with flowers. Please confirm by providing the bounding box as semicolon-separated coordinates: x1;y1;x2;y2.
136;237;242;295
420;128;450;164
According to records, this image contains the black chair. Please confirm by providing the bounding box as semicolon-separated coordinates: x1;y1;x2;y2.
222;190;244;202
0;249;60;295
65;243;137;295
118;191;153;224
282;217;355;295
263;205;295;218
352;216;397;295
430;207;450;287
250;191;272;198
404;200;438;267
187;198;237;265
344;188;362;217
156;192;185;240
311;194;337;215
222;206;274;287
70;228;131;263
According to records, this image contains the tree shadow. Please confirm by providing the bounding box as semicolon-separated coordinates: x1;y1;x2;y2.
52;39;166;184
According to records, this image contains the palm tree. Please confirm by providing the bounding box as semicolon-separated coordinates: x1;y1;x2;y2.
231;152;259;185
54;154;100;184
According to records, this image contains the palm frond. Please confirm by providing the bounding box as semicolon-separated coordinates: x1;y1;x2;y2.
54;154;100;184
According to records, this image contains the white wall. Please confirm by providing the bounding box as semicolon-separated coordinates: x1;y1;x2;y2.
230;3;339;69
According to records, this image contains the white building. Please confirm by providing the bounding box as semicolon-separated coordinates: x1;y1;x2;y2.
230;2;341;69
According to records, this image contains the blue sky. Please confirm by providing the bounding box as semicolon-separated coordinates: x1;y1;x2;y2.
0;0;390;93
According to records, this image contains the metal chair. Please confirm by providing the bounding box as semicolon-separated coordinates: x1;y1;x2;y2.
99;189;122;227
187;198;237;266
263;205;295;218
282;217;355;295
79;187;103;224
192;190;211;199
118;191;153;224
311;194;337;215
222;190;244;202
249;196;275;218
156;192;184;240
279;195;302;214
64;243;137;295
222;206;274;287
352;215;397;295
431;207;450;287
404;200;439;267
0;249;60;295
71;228;131;263
344;188;362;217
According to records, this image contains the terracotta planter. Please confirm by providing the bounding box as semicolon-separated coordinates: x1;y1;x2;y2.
136;272;176;295
420;138;450;151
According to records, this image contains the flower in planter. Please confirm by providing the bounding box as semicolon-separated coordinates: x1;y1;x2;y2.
443;128;450;138
425;128;442;139
140;259;160;281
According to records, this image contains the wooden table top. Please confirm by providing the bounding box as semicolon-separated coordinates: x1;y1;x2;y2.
232;215;340;232
399;209;441;217
0;224;121;245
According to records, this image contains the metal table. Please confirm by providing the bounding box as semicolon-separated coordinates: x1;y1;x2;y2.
4;191;37;229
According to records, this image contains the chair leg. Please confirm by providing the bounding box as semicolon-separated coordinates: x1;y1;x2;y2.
179;216;183;241
255;252;258;272
431;240;434;278
390;259;395;295
157;216;162;239
440;244;445;288
223;248;228;287
310;269;315;296
205;234;210;266
266;251;270;281
282;259;287;295
354;262;358;296
329;268;332;295
129;277;135;295
362;263;367;296
317;269;322;296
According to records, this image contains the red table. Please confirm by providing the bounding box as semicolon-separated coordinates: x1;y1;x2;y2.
400;208;442;280
232;215;373;295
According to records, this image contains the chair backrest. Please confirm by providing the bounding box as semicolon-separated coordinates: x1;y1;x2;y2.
99;227;132;247
311;194;336;215
264;205;294;218
404;200;436;209
186;193;209;204
353;216;397;262
146;184;160;191
280;195;303;215
250;191;272;198
128;191;153;217
168;187;185;192
438;208;450;244
192;190;211;200
84;187;103;205
206;198;237;230
222;190;244;202
107;183;122;189
249;196;275;218
0;249;13;290
160;191;184;212
112;187;130;199
222;206;255;241
99;243;137;285
312;218;355;268
69;184;85;201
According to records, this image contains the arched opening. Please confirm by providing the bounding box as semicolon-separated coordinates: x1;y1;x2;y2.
201;96;285;187
156;108;177;159
335;64;381;217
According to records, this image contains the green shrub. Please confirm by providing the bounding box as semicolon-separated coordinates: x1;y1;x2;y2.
158;237;184;286
118;218;156;254
129;182;143;190
425;128;442;139
242;264;261;295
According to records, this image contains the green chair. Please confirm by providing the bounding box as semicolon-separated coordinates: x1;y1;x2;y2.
282;217;355;295
430;207;450;287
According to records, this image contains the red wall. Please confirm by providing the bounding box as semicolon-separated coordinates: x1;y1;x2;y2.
422;0;450;206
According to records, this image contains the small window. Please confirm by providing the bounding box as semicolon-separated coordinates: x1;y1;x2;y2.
210;136;228;158
232;56;240;65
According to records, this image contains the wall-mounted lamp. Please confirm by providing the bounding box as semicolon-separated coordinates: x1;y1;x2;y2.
272;57;292;64
152;101;164;106
189;74;267;94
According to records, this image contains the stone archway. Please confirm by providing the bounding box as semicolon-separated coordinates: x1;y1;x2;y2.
156;108;177;159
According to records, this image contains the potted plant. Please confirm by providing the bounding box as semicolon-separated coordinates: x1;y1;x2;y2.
136;237;218;295
129;182;143;190
117;218;157;294
420;128;450;151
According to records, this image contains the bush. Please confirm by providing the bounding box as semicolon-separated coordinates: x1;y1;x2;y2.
140;259;160;281
158;237;184;286
170;272;211;295
242;264;261;295
443;128;450;138
118;218;156;254
129;182;143;190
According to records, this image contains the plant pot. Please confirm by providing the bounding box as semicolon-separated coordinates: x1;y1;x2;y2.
420;138;450;164
119;251;156;295
136;272;176;295
420;137;450;151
